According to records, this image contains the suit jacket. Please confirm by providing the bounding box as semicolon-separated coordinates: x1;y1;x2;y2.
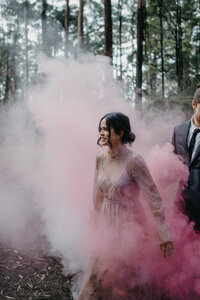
172;120;200;229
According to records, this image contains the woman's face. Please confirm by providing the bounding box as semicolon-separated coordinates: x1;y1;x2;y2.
99;118;122;148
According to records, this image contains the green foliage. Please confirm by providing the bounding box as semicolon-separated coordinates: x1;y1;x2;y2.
0;0;199;113
142;0;200;113
84;0;104;55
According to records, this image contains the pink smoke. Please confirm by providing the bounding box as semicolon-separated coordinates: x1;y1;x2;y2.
0;53;198;298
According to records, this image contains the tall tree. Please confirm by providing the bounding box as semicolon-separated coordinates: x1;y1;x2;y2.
78;0;84;56
65;0;70;57
118;0;123;79
175;0;183;91
0;0;199;107
9;24;19;99
41;0;48;55
135;0;145;108
4;50;10;103
104;0;112;59
159;0;164;97
24;0;29;89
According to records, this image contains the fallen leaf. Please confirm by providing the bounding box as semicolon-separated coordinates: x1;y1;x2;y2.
41;274;45;280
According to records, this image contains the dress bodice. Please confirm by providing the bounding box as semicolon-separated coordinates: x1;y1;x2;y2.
98;154;140;207
93;145;170;244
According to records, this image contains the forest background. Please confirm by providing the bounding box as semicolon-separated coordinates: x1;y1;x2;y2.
0;0;199;116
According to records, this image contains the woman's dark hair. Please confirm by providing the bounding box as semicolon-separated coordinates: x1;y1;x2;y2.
97;112;136;147
193;83;200;105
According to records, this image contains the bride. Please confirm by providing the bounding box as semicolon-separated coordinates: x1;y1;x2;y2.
77;112;174;300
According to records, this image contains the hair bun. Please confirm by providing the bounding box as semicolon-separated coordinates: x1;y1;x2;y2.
197;83;200;89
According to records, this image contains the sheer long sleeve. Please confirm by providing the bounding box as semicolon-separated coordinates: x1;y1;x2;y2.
127;154;171;244
93;154;104;213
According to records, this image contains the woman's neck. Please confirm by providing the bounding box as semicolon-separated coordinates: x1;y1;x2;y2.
108;143;124;157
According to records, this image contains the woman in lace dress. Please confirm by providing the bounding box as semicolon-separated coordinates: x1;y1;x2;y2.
77;112;174;300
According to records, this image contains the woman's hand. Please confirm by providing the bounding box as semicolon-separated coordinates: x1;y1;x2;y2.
160;241;174;258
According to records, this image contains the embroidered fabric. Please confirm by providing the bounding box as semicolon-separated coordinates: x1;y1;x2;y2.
94;145;170;244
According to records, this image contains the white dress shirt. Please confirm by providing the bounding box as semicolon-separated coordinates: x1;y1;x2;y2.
187;116;200;160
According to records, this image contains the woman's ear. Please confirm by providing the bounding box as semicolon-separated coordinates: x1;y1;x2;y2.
119;130;124;138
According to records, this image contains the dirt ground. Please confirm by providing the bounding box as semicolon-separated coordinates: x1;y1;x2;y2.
0;241;74;300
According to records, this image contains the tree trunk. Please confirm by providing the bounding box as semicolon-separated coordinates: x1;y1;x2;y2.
176;0;183;91
150;53;157;99
131;6;135;101
65;0;70;57
41;0;48;55
135;0;145;109
195;45;199;83
118;0;123;79
10;29;18;98
24;0;29;88
78;0;84;58
159;0;164;98
104;0;112;59
4;51;10;103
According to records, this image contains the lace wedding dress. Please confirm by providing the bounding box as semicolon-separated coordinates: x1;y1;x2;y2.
77;145;170;300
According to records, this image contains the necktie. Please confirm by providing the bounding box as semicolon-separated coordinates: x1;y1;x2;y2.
188;128;200;158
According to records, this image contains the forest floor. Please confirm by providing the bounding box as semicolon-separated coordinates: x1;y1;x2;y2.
0;239;74;300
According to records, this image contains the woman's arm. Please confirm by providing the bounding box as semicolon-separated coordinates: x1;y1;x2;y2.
127;154;174;256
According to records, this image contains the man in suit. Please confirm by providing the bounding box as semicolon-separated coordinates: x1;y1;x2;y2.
172;84;200;230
